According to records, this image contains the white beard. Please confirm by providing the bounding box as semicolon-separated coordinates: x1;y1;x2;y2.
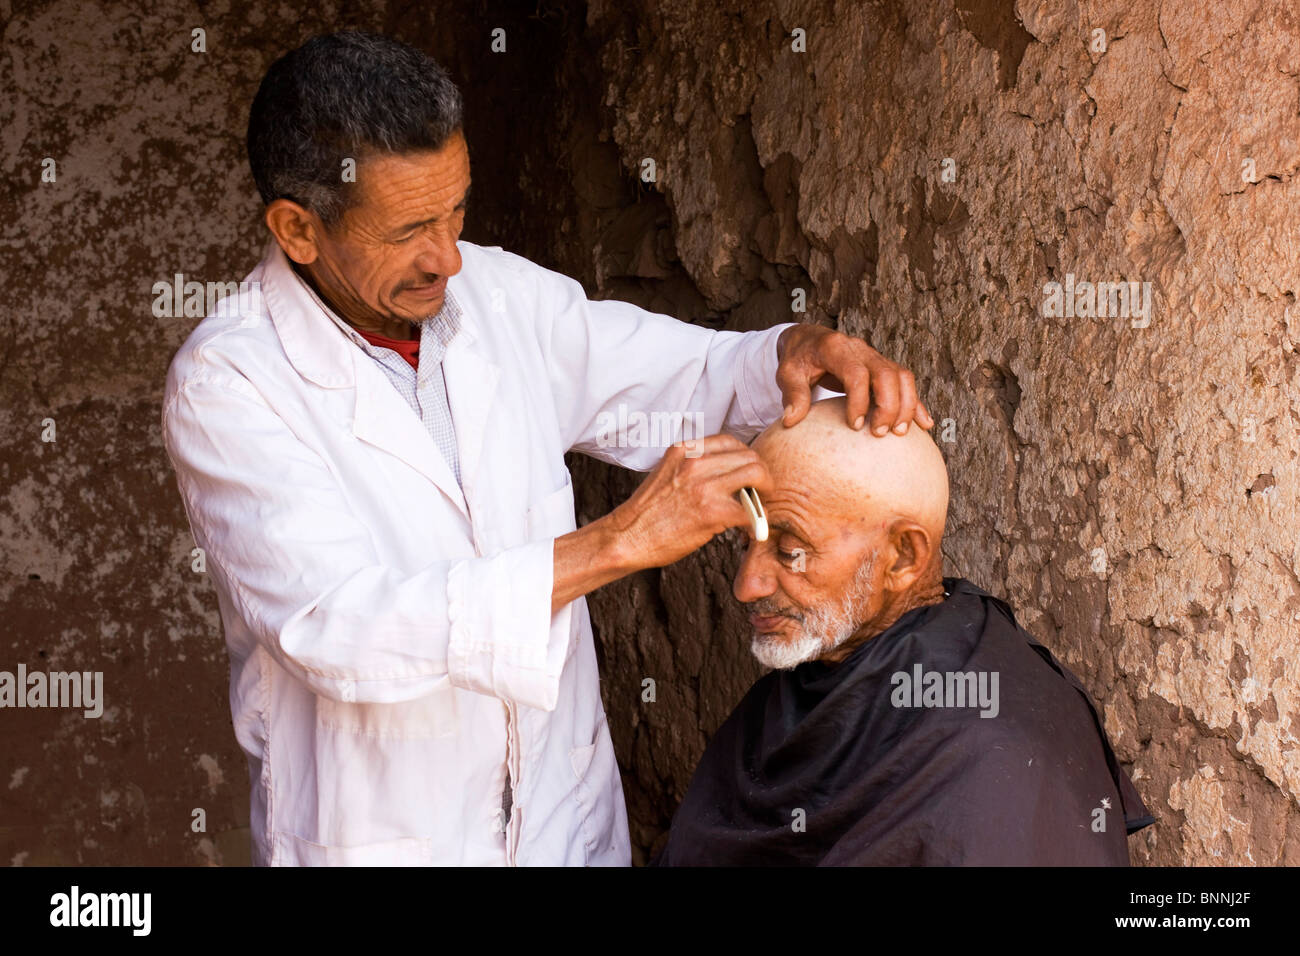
750;556;878;670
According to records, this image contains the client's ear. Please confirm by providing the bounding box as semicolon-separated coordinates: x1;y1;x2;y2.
882;520;934;593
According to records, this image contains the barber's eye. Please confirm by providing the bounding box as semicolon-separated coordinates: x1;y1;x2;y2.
395;232;416;244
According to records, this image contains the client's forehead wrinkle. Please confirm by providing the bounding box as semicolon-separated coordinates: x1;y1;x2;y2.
756;397;949;538
765;457;864;530
763;506;816;542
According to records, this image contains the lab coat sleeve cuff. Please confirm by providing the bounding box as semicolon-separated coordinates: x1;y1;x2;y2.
445;538;567;711
734;322;796;428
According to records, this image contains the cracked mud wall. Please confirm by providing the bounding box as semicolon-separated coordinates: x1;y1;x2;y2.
0;0;590;865
551;0;1300;864
3;0;1296;866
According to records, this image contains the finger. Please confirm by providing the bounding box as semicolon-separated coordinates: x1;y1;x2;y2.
891;370;919;435
775;360;815;428
712;457;774;497
711;496;759;535
673;432;749;460
702;460;769;512
681;444;759;470
681;450;769;494
868;364;902;436
707;462;777;530
728;497;762;534
915;399;935;430
840;364;872;432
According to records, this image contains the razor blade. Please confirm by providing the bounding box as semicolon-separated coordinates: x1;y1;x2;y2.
737;486;768;542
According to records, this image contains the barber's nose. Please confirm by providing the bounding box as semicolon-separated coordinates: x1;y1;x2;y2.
414;235;462;279
733;543;779;604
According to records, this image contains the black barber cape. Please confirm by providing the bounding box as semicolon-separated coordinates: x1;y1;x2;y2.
653;577;1153;866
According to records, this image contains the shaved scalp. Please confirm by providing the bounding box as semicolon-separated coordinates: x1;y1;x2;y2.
755;396;949;553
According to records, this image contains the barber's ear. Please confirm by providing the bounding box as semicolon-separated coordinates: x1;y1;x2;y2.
265;199;323;266
883;521;933;592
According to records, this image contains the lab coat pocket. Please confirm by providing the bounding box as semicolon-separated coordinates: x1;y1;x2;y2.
315;678;460;739
569;715;622;864
525;472;576;542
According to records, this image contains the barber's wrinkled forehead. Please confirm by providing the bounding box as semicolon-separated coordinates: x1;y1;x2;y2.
754;397;949;535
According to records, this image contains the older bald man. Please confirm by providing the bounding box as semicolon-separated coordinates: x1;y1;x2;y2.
653;398;1153;866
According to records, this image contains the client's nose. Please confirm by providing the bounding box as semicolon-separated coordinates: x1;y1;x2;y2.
733;542;779;604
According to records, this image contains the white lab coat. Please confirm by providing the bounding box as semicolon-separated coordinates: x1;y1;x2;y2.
161;237;791;865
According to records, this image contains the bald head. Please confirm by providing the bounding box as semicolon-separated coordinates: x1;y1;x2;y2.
736;396;950;670
753;396;949;548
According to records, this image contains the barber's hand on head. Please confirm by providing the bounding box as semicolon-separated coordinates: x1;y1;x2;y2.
776;324;934;435
609;434;773;569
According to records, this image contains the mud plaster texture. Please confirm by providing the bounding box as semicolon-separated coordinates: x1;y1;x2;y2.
2;0;1297;865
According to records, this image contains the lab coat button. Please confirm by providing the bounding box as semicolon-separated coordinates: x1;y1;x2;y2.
340;681;356;702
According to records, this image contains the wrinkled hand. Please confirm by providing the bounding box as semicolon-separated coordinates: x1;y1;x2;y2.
608;434;773;569
776;324;934;434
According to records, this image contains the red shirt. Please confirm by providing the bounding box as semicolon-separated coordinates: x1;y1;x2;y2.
355;326;420;371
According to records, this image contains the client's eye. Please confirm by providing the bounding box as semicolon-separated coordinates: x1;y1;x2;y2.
775;538;808;570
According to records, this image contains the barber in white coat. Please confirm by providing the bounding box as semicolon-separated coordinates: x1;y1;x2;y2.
161;32;932;865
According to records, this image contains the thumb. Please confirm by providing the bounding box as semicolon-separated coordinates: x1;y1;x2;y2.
777;365;813;428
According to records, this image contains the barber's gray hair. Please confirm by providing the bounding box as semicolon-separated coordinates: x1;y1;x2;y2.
247;31;464;225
